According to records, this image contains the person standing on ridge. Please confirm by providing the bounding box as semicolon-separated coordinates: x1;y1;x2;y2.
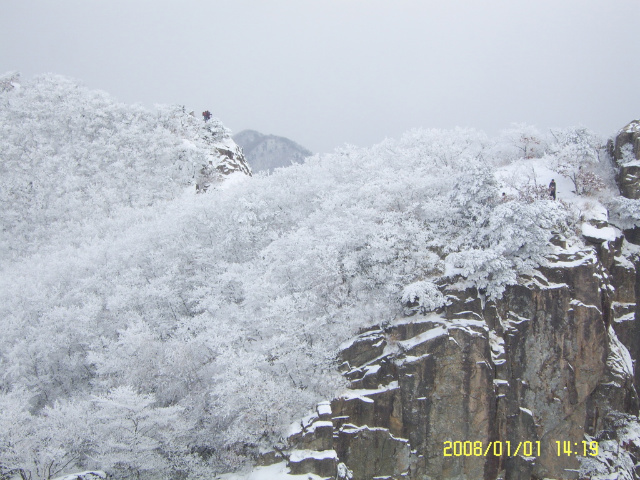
202;110;211;122
549;179;557;200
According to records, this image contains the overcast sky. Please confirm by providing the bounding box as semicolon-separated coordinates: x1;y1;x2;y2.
1;1;639;153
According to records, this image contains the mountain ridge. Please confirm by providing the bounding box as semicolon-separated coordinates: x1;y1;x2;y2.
233;129;312;173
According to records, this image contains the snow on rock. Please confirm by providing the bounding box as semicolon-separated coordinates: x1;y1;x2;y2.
397;325;448;352
219;461;326;480
339;381;399;401
289;449;338;462
288;449;338;477
607;325;634;381
316;401;332;418
51;472;107;480
287;412;320;437
581;223;620;243
489;330;505;359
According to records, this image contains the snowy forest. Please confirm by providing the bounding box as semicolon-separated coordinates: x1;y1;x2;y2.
1;72;639;479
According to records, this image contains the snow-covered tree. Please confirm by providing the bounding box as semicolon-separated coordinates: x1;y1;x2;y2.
0;389;92;480
550;126;606;195
89;387;188;479
607;196;640;230
0;74;590;477
401;281;445;315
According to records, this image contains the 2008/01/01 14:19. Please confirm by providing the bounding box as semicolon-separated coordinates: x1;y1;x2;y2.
443;441;599;457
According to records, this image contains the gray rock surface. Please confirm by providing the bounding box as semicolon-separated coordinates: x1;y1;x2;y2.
614;120;640;200
195;131;251;192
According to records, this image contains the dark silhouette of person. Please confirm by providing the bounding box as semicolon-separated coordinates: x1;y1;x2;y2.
549;179;556;200
202;110;211;122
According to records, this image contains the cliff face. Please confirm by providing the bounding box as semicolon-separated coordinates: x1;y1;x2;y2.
268;127;640;480
613;120;640;200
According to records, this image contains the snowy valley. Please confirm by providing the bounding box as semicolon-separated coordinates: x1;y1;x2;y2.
1;72;640;480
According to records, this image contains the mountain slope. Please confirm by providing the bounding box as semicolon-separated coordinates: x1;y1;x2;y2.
2;74;639;479
0;72;250;262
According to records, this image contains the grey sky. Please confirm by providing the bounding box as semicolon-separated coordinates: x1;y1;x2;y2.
1;1;638;153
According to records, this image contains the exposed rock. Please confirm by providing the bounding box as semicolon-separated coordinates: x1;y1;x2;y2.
245;125;640;478
339;330;387;369
614;120;640;166
196;129;252;192
270;231;640;480
335;425;410;480
395;319;496;480
613;120;640;200
288;449;338;477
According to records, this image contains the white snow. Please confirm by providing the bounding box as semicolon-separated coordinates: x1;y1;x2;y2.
339;424;409;442
397;353;431;366
3;80;636;480
52;472;106;480
614;255;635;270
338;331;383;352
507;313;530;325
339;381;399;401
581;223;619;242
398;326;448;351
607;326;634;379
450;318;488;331
289;449;338;462
316;401;332;416
363;364;381;376
219;170;250;190
614;312;636;323
544;250;597;269
287;413;319;437
619;158;640;167
489;331;505;365
569;299;601;312
219;462;325;480
392;312;444;327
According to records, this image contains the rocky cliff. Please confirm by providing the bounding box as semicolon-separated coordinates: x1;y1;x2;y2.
612;120;640;200
253;125;640;480
195;131;252;192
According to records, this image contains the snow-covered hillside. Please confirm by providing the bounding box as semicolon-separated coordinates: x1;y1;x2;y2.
1;73;638;480
233;129;312;173
0;72;250;263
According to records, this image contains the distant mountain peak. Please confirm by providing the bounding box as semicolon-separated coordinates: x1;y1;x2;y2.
233;129;312;173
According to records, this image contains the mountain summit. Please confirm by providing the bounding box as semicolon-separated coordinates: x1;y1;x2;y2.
233;129;312;173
